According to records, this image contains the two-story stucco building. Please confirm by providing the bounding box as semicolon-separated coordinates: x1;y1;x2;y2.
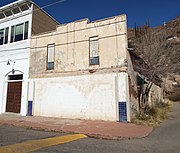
29;14;138;122
0;0;59;116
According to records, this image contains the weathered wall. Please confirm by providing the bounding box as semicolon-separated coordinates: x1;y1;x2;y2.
29;14;137;122
31;72;129;121
30;15;127;78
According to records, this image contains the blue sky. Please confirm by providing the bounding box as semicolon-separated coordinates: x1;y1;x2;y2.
0;0;179;27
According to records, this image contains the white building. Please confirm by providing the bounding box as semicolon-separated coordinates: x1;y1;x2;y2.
0;0;59;115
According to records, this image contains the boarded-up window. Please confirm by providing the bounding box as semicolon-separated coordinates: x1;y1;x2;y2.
47;44;55;70
90;36;99;65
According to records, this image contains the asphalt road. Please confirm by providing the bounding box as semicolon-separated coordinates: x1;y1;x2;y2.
0;102;180;153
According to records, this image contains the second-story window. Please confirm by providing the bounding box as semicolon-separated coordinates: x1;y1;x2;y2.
0;29;4;45
5;27;9;44
0;27;9;45
10;21;29;43
15;23;23;42
47;44;55;70
89;36;99;65
24;22;29;40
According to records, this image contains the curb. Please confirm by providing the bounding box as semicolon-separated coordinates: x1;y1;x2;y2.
0;119;153;140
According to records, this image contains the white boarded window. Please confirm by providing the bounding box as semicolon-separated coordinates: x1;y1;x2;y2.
90;36;99;65
47;44;55;70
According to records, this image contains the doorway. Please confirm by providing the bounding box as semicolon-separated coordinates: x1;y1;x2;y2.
6;74;23;113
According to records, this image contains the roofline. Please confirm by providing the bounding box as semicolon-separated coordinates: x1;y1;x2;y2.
0;0;30;11
0;0;60;25
59;14;126;27
31;13;126;38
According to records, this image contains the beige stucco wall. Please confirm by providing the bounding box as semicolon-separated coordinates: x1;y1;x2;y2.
29;72;130;121
30;14;127;78
28;14;138;122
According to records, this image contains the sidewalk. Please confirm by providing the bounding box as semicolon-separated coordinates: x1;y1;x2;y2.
0;114;153;140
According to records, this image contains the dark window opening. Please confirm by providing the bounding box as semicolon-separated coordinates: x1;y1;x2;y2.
0;29;4;45
0;13;5;19
90;57;99;65
20;4;29;11
10;26;14;43
24;21;29;40
12;8;20;14
4;27;9;44
4;11;12;17
47;62;54;70
0;27;9;45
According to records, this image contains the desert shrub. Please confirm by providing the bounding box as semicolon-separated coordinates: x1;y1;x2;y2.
134;102;171;126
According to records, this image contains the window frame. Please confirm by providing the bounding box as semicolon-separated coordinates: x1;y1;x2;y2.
89;36;99;66
4;27;9;44
14;23;24;42
10;21;29;43
47;43;55;70
0;27;9;45
0;28;4;45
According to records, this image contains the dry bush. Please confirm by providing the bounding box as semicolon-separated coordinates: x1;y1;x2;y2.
134;102;171;126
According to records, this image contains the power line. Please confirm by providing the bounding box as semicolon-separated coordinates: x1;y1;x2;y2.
37;0;66;10
0;0;66;13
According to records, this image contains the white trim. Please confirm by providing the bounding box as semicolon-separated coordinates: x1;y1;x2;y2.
0;0;28;10
0;11;32;24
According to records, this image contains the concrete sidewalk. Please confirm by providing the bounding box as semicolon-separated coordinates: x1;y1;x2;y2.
0;114;153;140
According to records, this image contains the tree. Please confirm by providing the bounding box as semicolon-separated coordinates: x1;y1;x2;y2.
129;23;180;114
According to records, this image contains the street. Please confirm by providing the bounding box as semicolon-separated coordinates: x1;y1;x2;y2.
0;102;180;153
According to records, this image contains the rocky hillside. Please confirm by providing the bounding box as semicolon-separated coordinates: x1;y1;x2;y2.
128;16;180;91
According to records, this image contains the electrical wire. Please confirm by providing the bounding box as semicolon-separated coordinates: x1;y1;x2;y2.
0;0;66;14
35;0;66;11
